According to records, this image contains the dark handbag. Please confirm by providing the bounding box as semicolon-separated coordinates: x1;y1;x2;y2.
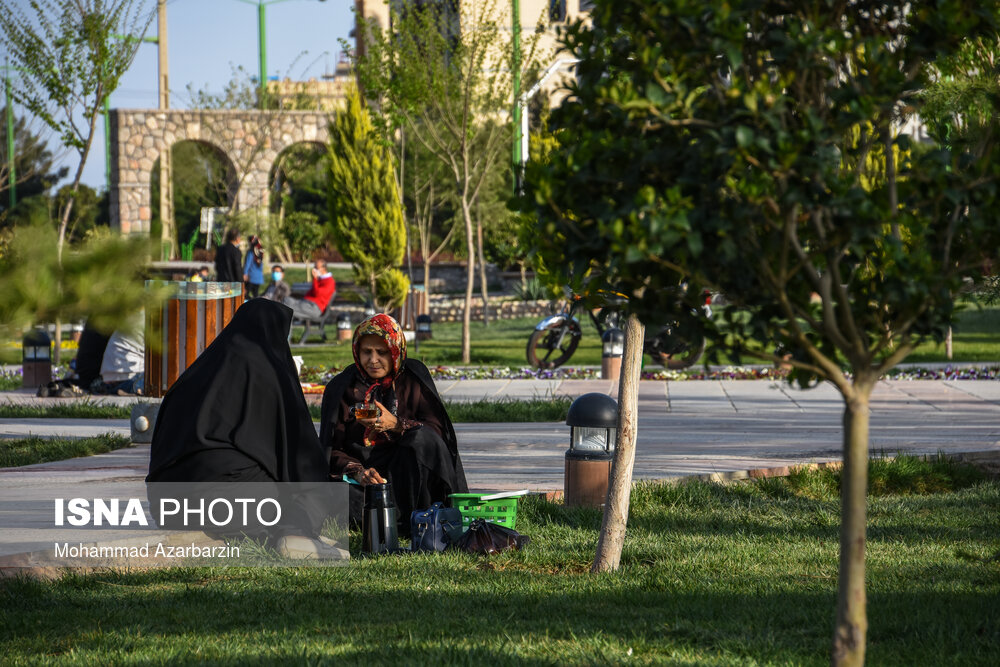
410;502;464;552
452;518;530;556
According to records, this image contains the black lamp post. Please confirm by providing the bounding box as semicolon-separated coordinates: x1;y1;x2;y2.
564;392;618;507
22;328;52;389
601;326;624;380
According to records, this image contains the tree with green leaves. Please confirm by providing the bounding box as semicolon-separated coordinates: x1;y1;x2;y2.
327;85;408;311
398;120;456;302
0;0;153;360
525;3;1000;665
0;108;67;224
354;0;542;361
0;0;152;258
0;222;165;343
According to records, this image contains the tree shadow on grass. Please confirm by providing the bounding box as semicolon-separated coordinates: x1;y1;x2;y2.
0;567;996;666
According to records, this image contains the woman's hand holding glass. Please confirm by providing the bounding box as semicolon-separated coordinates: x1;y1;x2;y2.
354;399;398;434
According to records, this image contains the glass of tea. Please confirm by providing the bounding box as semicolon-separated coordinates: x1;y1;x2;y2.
353;402;380;419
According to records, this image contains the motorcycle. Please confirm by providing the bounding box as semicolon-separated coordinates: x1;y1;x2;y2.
526;290;711;370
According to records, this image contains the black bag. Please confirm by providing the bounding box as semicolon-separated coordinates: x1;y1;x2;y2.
452;518;530;556
410;502;464;552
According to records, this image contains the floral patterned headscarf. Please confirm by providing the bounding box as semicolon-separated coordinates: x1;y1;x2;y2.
351;313;407;447
352;313;407;393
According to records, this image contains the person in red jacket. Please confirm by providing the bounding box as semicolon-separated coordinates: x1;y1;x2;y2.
285;258;336;320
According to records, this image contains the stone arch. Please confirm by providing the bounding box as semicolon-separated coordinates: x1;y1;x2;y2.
109;108;332;236
154;139;240;248
267;140;327;212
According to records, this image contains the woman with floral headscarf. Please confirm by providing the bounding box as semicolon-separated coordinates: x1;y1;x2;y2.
319;313;468;530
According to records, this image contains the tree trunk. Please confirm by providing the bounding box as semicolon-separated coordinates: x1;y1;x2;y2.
476;217;490;326
592;312;644;573
369;273;378;313
831;384;871;667
460;197;474;365
423;261;432;303
945;326;953;359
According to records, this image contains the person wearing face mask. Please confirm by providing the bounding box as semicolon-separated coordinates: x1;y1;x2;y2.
262;264;291;303
319;313;468;530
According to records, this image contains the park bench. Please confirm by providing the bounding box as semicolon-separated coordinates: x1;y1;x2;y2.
289;282;335;344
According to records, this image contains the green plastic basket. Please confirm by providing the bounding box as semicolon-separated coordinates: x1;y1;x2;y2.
449;493;518;529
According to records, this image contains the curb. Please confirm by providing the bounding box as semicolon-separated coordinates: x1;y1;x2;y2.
534;449;1000;501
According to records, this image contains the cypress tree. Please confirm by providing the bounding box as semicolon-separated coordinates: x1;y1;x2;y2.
327;85;409;311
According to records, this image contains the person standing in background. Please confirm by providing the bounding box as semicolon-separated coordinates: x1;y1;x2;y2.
243;235;265;298
215;229;243;284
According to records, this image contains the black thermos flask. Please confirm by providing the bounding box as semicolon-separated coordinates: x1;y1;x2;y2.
362;482;399;554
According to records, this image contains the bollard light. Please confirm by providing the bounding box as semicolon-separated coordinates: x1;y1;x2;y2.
601;326;624;380
564;392;618;507
337;312;353;341
22;328;52;389
416;314;432;341
130;403;160;444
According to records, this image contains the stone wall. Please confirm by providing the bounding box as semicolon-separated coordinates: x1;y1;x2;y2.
426;297;554;323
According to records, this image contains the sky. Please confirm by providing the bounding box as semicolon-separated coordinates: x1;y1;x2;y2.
10;0;356;191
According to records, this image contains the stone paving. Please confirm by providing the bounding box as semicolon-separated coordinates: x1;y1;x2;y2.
3;377;999;569
2;377;999;492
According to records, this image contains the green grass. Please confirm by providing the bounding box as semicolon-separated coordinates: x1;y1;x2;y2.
291;305;1000;371
0;398;570;424
292;315;605;371
1;458;996;665
306;397;572;424
0;402;133;420
307;397;574;423
445;396;571;423
0;369;21;390
0;434;132;468
907;304;1000;363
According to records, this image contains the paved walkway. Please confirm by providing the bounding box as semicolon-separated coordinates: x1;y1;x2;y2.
2;377;1000;491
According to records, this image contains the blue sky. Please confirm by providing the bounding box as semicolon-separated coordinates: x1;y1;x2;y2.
23;0;355;190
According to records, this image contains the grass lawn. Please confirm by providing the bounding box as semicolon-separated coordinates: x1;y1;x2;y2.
293;305;1000;373
907;304;1000;363
0;398;572;429
291;315;606;372
1;457;996;665
0;434;132;468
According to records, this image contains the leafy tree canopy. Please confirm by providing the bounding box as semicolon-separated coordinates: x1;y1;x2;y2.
0;108;68;221
525;3;1000;663
527;0;1000;387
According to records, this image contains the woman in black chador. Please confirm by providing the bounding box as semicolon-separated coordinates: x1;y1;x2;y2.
320;314;468;528
147;299;337;557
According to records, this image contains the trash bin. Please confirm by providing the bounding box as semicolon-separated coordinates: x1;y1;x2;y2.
21;328;52;390
144;281;244;397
